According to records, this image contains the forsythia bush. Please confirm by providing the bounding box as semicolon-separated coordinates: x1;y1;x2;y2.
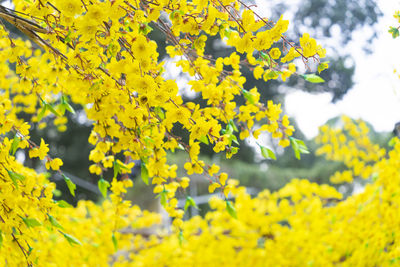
0;0;396;265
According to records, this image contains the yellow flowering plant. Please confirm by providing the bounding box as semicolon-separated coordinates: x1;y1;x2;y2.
0;0;339;265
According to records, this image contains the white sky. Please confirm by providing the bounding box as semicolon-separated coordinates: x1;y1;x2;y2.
285;1;400;138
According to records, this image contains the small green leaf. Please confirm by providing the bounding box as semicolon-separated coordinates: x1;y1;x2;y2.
371;173;379;182
178;230;184;246
154;106;165;120
199;135;209;145
389;26;400;39
61;96;75;114
242;89;256;105
64;30;72;43
226;123;234;135
10;135;21;156
61;232;82;246
260;51;271;66
228;120;238;132
46;103;60;117
225;200;237;219
113;161;121;179
64;102;75;114
297;140;310;154
177;144;185;150
0;230;3;248
63;174;76;197
265;70;280;79
228;134;239;146
53;189;62;197
302;74;325;83
7;169;24;188
260;146;276;160
184;196;199;211
289;137;310;160
112;232;118;251
57;200;72;208
22;217;42;228
37;105;47;121
156;190;167;207
141;162;149;185
48;214;63;229
98;178;110;198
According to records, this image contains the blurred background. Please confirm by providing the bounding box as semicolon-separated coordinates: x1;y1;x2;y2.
4;0;400;218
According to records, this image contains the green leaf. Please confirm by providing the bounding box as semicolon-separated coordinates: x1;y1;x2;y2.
389;27;400;39
260;51;271;67
177;144;185;150
37;105;47;121
48;214;63;229
64;30;72;43
228;120;238;132
61;96;75;114
57;200;72;208
63;174;76;197
53;189;62;197
301;74;325;83
46;103;60;117
112;232;118;251
225;123;234;135
113;160;121;179
98;178;110;198
156;190;167;207
289;137;310;160
199;135;209;145
228;134;239;146
10;135;20;156
7;169;24;188
154;106;165;120
223;28;231;38
226;200;237;219
297;140;310;154
0;230;2;248
265;70;280;79
242;89;256;105
184;196;199;211
260;146;276;160
141;162;149;185
178;230;184;246
22;217;42;228
371;173;379;182
62;232;82;246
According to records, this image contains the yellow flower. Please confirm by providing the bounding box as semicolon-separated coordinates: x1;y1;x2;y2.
180;177;190;188
208;182;221;193
219;172;228;186
300;33;317;57
270;48;281;59
45;158;63;171
208;164;220;176
29;138;49;160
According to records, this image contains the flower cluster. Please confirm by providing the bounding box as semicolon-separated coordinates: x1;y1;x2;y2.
0;0;328;263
